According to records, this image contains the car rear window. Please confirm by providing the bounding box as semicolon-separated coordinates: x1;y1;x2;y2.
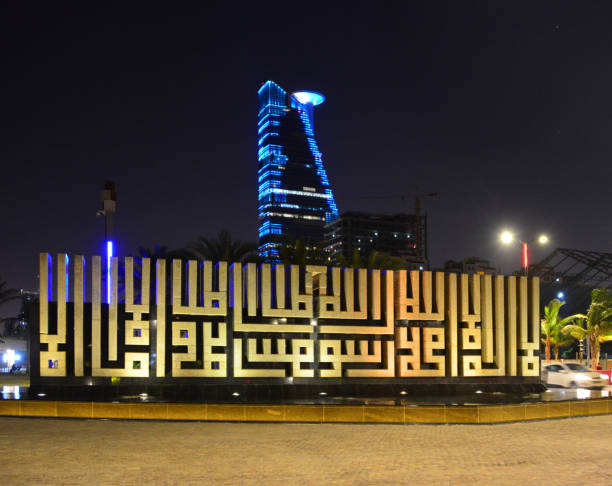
566;364;589;371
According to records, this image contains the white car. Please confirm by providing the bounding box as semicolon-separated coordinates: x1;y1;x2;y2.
542;362;608;389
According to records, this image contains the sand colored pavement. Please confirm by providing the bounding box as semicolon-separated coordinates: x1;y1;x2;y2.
1;415;611;485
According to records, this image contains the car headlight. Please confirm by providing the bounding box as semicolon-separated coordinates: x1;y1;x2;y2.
600;374;608;380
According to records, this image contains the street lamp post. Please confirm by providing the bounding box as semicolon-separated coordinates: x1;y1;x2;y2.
499;230;549;277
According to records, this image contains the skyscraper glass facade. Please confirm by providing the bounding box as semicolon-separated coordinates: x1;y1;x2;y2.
257;80;338;260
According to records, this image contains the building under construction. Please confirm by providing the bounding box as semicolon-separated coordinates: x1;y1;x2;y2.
324;211;427;269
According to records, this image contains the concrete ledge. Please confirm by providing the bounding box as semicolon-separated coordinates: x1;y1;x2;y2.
20;400;57;417
405;405;445;423
2;399;612;424
0;400;20;416
285;405;324;422
57;401;93;418
93;402;131;419
166;403;206;421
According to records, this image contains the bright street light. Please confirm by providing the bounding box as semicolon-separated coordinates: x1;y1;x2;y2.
500;230;514;244
2;349;20;369
498;230;550;276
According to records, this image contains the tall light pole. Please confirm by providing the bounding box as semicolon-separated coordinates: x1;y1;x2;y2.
97;181;116;303
499;230;549;276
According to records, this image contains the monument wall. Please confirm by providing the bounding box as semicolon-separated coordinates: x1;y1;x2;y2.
31;253;541;398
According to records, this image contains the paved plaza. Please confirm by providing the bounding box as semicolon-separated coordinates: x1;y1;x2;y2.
1;415;612;485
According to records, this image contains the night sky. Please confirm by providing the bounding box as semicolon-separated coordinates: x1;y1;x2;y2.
2;1;612;292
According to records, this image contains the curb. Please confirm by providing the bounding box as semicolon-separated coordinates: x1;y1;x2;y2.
1;399;611;424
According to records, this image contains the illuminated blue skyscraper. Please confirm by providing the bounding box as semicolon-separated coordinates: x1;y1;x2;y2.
257;80;338;260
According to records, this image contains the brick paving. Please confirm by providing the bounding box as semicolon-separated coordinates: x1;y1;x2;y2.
1;415;611;485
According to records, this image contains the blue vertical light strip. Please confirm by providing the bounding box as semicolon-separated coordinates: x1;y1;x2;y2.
295;106;338;222
106;240;113;304
257;81;288;259
65;253;69;299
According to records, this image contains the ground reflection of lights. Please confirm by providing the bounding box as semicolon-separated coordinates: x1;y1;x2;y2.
2;386;20;399
576;388;591;399
575;387;610;399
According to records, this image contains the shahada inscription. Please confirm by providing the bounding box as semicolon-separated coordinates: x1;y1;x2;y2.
36;253;540;381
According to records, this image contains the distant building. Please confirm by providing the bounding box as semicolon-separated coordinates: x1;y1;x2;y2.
257;80;339;261
324;211;427;268
443;258;499;275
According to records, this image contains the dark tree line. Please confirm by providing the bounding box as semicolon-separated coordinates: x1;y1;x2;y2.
135;230;406;270
0;279;28;338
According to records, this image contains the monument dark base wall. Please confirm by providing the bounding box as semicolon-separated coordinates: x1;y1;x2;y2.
27;379;544;404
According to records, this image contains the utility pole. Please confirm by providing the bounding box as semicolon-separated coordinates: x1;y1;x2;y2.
97;181;117;303
414;193;438;265
98;181;116;242
586;338;591;369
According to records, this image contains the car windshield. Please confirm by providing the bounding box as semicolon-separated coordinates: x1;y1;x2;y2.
566;364;589;372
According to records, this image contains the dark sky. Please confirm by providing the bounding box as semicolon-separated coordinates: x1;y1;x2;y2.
2;1;612;291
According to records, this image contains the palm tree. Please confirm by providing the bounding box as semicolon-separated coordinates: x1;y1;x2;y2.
563;288;612;368
189;231;258;264
334;249;405;270
137;244;192;262
540;299;582;363
0;279;20;308
129;244;193;303
279;239;307;266
365;250;405;270
550;329;575;362
0;281;26;338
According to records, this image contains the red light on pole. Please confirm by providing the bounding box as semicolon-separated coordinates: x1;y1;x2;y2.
500;230;548;277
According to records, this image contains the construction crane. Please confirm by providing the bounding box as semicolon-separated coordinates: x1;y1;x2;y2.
349;192;438;263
